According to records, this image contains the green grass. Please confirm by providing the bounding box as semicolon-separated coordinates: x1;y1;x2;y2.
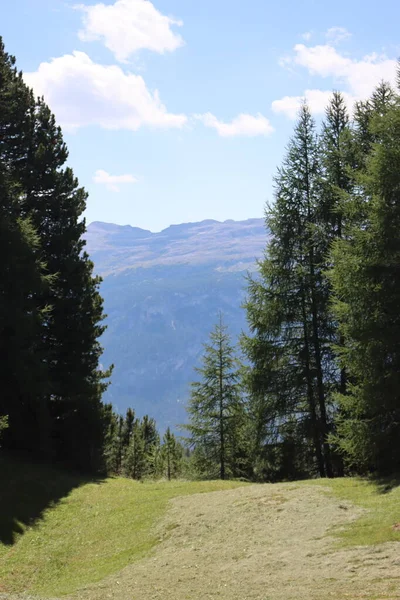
305;476;400;548
0;456;245;597
2;457;399;598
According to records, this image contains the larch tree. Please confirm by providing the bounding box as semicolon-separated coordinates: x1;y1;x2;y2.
320;91;355;402
243;104;335;479
185;315;244;480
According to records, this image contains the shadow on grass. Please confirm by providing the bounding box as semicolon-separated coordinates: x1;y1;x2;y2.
0;453;105;545
369;473;400;495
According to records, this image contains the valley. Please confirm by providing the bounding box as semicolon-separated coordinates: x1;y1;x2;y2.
85;218;267;427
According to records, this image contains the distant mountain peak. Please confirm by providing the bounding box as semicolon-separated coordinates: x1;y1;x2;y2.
89;221;152;235
85;217;267;275
85;216;267;428
88;217;263;235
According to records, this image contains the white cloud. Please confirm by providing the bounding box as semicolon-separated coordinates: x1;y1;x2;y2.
76;0;184;62
24;51;187;132
292;43;397;97
195;112;274;137
272;89;355;120
291;43;353;77
301;31;312;41
93;169;138;192
325;26;351;45
273;42;397;119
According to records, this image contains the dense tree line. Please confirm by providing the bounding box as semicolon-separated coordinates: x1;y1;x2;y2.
188;75;400;481
103;406;185;480
0;38;111;471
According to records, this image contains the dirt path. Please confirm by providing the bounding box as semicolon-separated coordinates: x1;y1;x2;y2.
70;483;400;600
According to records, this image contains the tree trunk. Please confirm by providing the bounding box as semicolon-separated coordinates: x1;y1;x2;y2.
300;286;325;478
219;334;225;480
309;279;333;478
167;447;171;481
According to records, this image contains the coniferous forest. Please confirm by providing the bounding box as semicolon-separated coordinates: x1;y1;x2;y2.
1;37;400;483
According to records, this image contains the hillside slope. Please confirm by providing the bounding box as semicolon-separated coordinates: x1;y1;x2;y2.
0;456;243;597
77;482;400;600
1;458;400;600
84;218;267;427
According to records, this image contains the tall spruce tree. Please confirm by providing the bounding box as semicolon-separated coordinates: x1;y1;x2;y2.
243;104;336;479
0;162;52;457
329;83;400;473
0;42;45;454
0;38;110;470
21;100;111;470
184;315;244;480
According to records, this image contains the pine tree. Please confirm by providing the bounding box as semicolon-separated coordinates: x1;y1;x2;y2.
103;404;119;473
20;99;111;470
139;415;160;477
243;105;335;479
0;40;48;454
120;408;135;471
161;428;183;480
122;408;135;449
124;419;147;480
0;161;52;457
184;315;244;480
163;428;173;481
329;83;400;473
141;415;159;458
0;39;33;174
0;38;111;470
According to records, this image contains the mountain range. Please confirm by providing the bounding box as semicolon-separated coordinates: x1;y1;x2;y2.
85;218;267;429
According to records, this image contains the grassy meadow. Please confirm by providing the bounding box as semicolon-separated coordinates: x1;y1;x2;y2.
1;456;399;598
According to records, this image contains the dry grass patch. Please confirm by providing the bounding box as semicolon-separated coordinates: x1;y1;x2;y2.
74;481;400;600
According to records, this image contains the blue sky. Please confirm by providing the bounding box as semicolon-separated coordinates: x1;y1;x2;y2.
2;0;399;231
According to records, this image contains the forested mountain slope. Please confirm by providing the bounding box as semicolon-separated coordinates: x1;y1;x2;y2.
85;218;267;427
